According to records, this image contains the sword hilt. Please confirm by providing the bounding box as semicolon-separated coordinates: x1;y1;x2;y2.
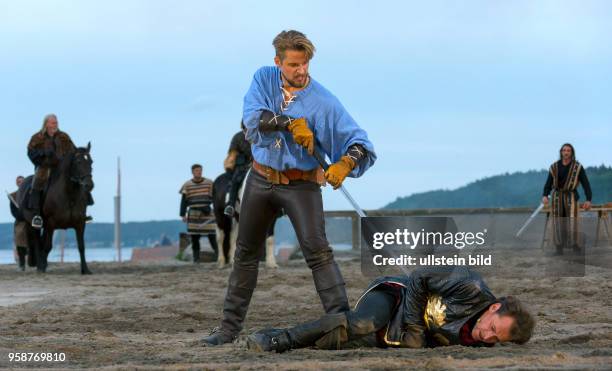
312;150;366;218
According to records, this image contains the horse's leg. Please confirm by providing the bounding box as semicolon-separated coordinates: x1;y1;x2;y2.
265;235;278;269
38;228;52;273
228;219;238;266
44;227;54;258
216;226;226;268
76;224;92;275
265;217;278;268
26;227;39;269
35;232;44;273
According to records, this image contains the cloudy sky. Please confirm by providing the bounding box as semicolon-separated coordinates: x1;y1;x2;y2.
1;0;610;222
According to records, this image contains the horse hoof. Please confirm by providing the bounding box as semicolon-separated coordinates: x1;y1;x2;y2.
82;270;93;275
265;263;279;269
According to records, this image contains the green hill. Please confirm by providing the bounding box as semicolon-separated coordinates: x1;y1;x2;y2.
384;165;612;209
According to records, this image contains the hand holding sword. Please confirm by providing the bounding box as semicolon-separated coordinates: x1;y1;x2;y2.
312;150;366;218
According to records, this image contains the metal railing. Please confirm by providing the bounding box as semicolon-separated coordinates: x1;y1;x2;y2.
324;205;612;250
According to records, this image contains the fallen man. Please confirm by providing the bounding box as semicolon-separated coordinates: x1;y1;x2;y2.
247;267;535;352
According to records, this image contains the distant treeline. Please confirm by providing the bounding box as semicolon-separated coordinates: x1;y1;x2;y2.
3;166;609;249
0;217;352;250
384;165;612;209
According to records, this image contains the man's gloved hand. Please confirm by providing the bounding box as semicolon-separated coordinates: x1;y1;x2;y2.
287;118;314;154
325;156;355;189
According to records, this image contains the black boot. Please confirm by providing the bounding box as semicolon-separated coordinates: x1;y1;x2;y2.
247;328;292;353
201;269;257;346
313;263;350;314
83;192;94;222
200;326;237;346
247;312;349;353
191;236;201;263
28;190;43;229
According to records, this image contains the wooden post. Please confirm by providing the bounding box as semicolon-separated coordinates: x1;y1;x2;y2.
59;229;65;263
114;157;122;262
602;210;612;247
352;214;360;250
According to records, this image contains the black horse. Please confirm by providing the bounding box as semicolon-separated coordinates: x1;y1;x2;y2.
18;144;94;274
212;171;231;266
212;169;278;268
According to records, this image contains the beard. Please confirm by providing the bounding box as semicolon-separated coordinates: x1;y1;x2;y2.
281;71;309;88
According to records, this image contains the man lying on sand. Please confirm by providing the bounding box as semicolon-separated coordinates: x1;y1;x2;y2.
247;267;535;352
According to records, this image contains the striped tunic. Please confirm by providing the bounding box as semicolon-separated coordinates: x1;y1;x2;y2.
179;177;215;235
180;178;213;210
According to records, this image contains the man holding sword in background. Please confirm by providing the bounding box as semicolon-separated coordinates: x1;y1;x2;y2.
201;30;376;346
8;176;28;270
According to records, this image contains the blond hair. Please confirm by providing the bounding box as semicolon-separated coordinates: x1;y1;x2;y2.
273;30;315;61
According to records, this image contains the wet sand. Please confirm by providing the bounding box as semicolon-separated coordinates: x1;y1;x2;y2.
0;249;611;370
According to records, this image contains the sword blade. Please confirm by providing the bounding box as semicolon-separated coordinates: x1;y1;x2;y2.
516;203;545;237
339;185;366;218
5;190;19;209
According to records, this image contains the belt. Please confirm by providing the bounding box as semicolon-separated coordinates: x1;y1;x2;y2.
252;161;325;185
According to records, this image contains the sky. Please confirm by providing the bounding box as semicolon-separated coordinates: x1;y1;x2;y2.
0;0;610;223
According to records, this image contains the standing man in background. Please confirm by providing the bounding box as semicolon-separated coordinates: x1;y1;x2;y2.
9;175;28;270
542;143;592;251
180;164;218;263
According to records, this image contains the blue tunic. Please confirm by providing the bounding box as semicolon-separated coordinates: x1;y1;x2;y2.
243;66;376;177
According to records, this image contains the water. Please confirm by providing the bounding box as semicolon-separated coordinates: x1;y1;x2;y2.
0;242;353;265
0;247;134;265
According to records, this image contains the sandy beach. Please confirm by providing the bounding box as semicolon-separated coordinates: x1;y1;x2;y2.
0;248;611;370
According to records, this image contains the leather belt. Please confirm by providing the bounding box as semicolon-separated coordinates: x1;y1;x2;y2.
252;161;325;185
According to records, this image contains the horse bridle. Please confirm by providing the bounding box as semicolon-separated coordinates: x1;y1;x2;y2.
69;152;93;187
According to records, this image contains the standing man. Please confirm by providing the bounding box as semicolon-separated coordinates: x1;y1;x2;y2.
223;121;253;217
201;30;376;346
9;176;28;271
27;114;94;228
542;143;592;250
180;164;218;263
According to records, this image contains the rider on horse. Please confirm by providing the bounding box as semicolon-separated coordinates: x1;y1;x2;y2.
223;121;253;217
27;114;93;228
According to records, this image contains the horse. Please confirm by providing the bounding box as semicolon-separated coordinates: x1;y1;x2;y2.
18;143;94;274
212;169;278;269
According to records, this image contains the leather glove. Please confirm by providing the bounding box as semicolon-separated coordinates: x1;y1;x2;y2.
400;324;426;348
287;118;314;154
325;156;355;189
